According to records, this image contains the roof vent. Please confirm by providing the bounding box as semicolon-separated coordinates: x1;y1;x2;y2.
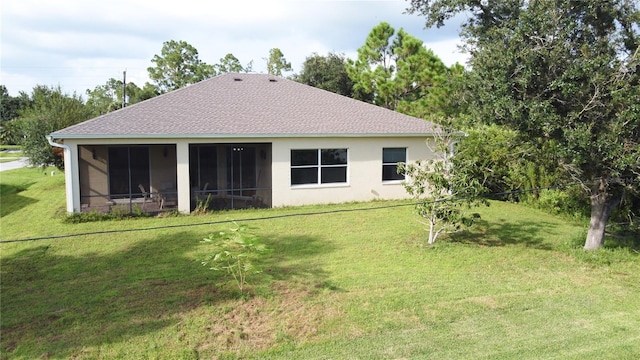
269;78;277;82
234;78;242;82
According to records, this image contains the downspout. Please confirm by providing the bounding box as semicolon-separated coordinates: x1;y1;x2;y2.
46;135;76;213
449;141;457;159
449;131;468;158
446;132;467;196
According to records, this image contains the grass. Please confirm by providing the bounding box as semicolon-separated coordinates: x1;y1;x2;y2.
0;146;23;163
1;167;639;359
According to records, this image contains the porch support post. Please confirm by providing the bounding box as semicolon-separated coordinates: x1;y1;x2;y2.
47;137;80;213
176;142;191;213
67;143;81;212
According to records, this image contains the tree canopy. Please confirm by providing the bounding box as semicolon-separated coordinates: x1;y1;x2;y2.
346;22;453;117
295;52;353;97
0;86;30;144
85;78;158;116
17;86;93;168
265;48;293;76
147;40;216;93
407;0;640;249
215;53;253;74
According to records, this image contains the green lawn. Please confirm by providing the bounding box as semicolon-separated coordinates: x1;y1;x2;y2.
0;147;23;163
1;167;639;359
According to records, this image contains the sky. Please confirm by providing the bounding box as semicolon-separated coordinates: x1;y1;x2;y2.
1;0;469;98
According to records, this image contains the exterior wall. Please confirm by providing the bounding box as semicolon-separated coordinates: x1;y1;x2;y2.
271;136;436;207
78;145;109;207
63;136;434;213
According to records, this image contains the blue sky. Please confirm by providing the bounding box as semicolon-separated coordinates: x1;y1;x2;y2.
1;0;468;97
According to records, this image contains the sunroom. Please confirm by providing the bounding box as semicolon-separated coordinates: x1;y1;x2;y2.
77;143;272;213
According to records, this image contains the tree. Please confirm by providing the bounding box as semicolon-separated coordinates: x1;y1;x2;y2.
265;48;292;76
132;82;160;103
86;78;158;116
147;40;215;93
295;52;354;97
85;78;125;115
346;22;450;116
17;86;93;168
215;53;253;74
399;129;487;244
0;86;30;144
201;223;268;295
407;0;640;250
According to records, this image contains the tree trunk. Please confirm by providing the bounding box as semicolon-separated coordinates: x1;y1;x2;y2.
428;218;436;244
584;181;621;250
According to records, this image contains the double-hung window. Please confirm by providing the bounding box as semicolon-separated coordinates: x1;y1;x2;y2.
291;148;348;185
382;147;406;181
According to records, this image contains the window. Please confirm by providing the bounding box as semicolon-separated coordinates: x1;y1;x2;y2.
291;148;348;185
382;148;406;181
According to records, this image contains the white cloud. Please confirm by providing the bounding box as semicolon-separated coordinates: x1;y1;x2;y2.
1;0;467;96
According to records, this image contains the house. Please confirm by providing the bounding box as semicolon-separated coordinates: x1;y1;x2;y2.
48;73;441;214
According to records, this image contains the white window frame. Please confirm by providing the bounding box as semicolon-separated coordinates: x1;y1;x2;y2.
291;148;349;186
382;147;406;183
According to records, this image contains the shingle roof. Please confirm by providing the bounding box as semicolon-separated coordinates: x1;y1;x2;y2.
51;73;440;139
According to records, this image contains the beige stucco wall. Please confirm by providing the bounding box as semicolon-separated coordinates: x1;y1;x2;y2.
78;145;109;206
271;136;436;207
63;136;435;213
149;145;177;193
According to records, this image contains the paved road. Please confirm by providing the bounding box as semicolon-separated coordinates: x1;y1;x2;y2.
0;158;30;172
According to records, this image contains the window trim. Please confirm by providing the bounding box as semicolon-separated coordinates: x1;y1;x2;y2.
382;147;407;183
291;148;349;186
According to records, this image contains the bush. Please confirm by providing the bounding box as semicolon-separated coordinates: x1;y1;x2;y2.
63;206;149;223
531;188;589;219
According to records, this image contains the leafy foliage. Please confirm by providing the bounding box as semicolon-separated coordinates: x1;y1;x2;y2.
16;86;92;168
85;78;158;115
400;131;488;244
215;53;253;74
201;223;268;295
265;48;292;76
147;40;215;93
454;124;567;201
407;0;640;249
0;86;30;144
295;52;354;96
346;22;454;117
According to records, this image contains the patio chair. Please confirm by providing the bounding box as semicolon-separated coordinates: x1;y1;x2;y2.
158;182;178;210
138;184;152;210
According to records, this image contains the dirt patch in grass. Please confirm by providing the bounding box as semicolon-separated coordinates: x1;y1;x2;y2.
196;280;342;355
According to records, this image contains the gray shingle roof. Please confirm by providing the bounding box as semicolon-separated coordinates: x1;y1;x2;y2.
51;73;440;139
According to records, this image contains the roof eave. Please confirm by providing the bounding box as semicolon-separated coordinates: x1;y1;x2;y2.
48;132;442;140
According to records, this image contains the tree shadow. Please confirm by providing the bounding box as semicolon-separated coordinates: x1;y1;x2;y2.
1;232;207;356
1;228;335;358
260;234;342;292
604;230;640;252
449;218;555;250
0;183;37;218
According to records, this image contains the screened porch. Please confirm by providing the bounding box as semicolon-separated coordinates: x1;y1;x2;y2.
77;143;272;213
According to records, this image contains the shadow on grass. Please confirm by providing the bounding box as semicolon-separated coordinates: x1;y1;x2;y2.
449;218;555;250
1;228;334;358
604;231;640;252
261;234;341;291
0;183;37;218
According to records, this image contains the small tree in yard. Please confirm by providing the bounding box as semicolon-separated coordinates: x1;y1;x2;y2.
400;131;487;245
201;223;268;295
